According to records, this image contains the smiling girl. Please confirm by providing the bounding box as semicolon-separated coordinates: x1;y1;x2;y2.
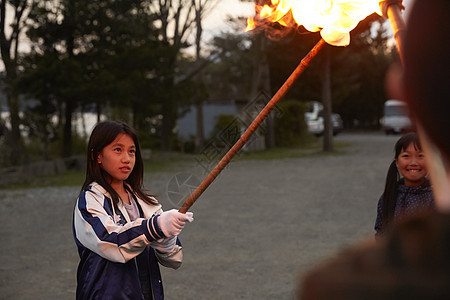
374;132;435;237
73;121;193;300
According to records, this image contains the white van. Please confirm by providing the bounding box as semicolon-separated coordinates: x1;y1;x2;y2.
381;100;413;134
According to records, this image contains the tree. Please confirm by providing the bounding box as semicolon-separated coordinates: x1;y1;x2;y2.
22;0;166;157
149;0;217;151
206;9;395;149
322;44;333;151
0;0;29;165
264;14;395;130
207;31;254;101
192;0;218;152
23;0;96;157
331;17;397;129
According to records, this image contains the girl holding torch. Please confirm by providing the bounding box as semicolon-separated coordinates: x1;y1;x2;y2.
73;121;193;300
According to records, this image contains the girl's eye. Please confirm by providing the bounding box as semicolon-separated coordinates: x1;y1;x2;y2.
114;147;121;152
129;149;136;155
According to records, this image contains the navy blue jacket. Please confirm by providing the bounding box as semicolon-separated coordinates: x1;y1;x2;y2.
73;183;183;299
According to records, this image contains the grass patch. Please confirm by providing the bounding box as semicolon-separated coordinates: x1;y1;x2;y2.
237;139;351;160
1;169;86;190
143;151;195;173
0;151;195;190
0;139;352;190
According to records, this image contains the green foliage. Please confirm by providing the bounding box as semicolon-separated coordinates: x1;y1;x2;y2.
0;169;86;190
16;0;195;156
135;128;160;151
209;114;241;148
266;29;323;101
207;31;255;100
1;0;398;166
265;16;396;130
274;99;311;147
210;114;239;137
176;136;196;154
71;132;89;156
21;130;87;163
330;18;397;129
208;15;395;132
0;137;16;168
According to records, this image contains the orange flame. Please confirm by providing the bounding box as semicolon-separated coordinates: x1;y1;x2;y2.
246;0;382;46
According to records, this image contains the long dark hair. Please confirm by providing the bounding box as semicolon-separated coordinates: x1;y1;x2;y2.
81;120;158;206
382;132;422;227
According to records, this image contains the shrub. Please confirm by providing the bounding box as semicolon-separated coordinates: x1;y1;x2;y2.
274;99;310;147
209;114;241;148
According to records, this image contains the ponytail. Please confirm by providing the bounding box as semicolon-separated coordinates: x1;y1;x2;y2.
382;160;400;228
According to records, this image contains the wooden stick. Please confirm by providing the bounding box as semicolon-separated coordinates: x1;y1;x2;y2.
179;38;326;213
384;3;407;63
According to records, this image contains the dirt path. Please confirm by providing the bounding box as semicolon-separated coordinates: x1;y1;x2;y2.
0;132;399;299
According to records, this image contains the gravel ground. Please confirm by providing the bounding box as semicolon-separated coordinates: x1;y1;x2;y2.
0;132;400;299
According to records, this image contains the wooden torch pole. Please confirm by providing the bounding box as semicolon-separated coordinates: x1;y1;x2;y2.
179;38;326;213
380;1;407;63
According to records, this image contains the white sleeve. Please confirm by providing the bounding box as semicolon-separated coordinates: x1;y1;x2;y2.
155;244;183;270
74;190;165;263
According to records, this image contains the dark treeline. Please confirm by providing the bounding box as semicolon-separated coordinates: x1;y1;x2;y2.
0;0;397;167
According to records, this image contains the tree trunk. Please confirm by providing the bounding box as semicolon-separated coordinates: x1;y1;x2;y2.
0;0;27;165
194;0;205;152
96;102;102;123
160;100;174;151
195;101;205;151
5;89;23;164
260;54;275;149
322;45;333;152
62;100;73;158
62;0;75;158
251;33;274;149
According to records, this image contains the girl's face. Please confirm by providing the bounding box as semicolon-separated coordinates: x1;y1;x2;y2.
396;143;427;186
97;133;136;185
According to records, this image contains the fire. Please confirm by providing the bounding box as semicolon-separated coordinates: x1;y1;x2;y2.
246;0;382;46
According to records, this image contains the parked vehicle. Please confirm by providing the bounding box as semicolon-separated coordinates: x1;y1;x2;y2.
331;113;344;135
304;101;343;136
381;99;413;134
